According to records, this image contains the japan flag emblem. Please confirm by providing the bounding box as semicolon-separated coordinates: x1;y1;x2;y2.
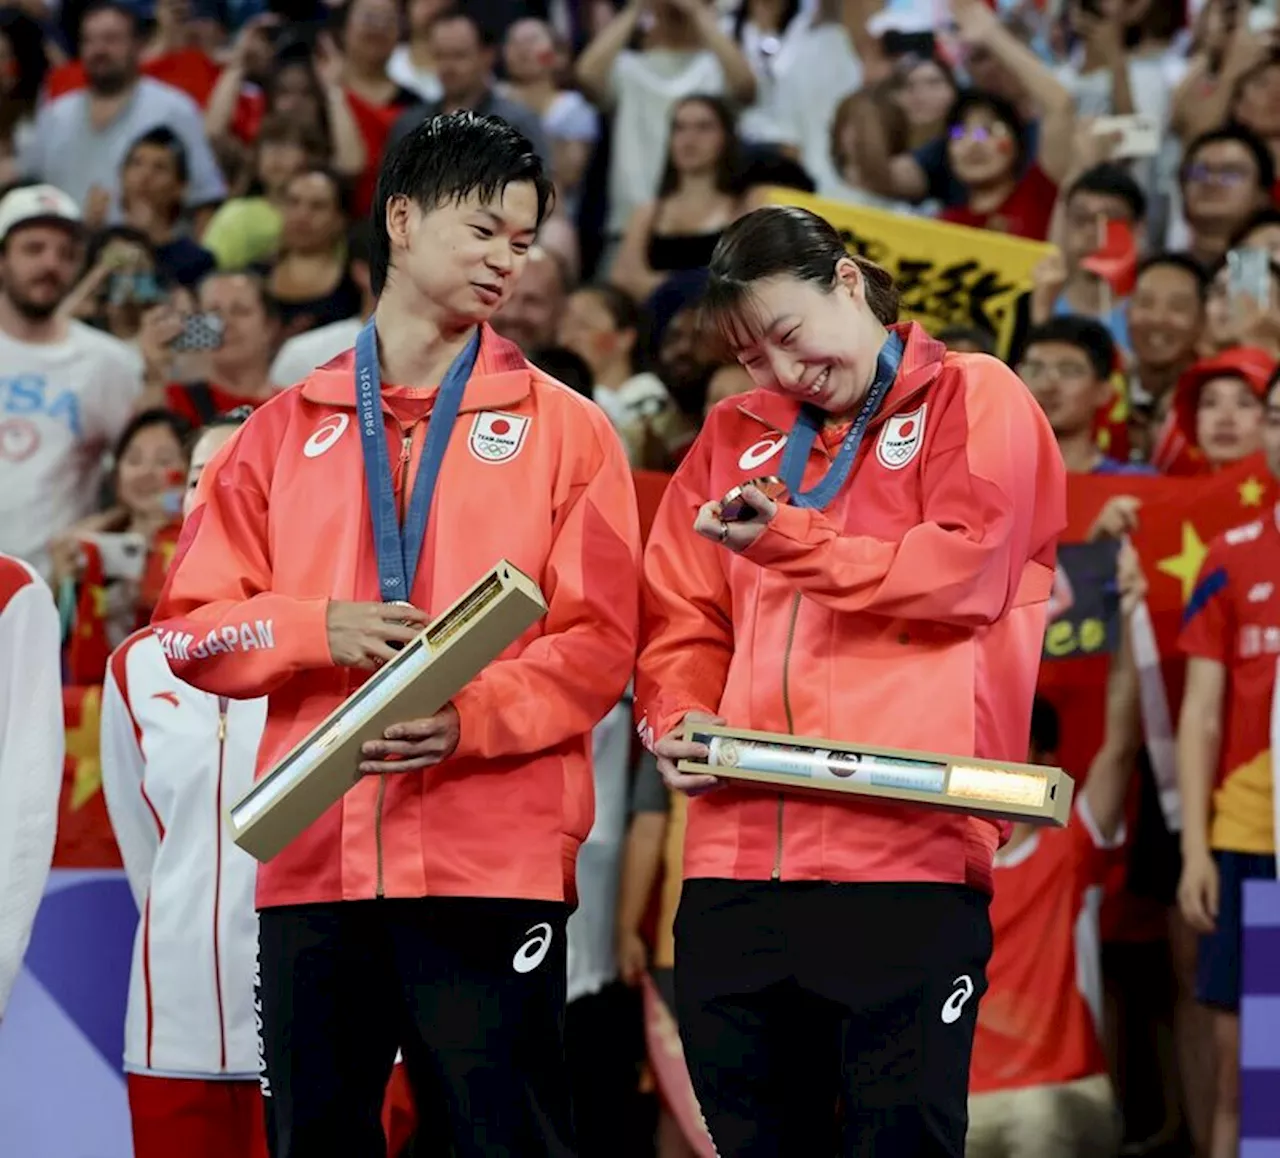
468;411;530;463
875;404;927;470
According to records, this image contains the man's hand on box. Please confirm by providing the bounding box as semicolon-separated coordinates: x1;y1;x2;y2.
361;704;461;775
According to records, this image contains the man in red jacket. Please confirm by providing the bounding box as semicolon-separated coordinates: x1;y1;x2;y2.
153;112;642;1158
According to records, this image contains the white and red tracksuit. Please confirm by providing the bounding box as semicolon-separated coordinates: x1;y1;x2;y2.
101;627;269;1158
0;553;63;1018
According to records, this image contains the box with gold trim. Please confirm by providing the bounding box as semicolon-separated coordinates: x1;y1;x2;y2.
229;561;547;862
676;724;1073;826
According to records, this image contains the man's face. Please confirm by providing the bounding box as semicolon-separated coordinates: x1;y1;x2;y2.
1019;340;1110;439
344;0;399;70
0;224;80;320
431;17;490;104
658;307;713;395
1062;188;1138;268
1128;265;1204;371
1183;140;1266;231
492;252;565;350
80;9;138;95
391;183;539;326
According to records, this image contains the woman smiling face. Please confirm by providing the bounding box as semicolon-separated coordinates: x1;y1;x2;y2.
725;262;885;415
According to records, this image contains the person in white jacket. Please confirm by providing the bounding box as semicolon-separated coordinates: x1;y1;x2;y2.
100;410;270;1158
0;552;63;1020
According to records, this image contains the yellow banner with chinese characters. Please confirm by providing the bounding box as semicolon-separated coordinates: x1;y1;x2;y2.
760;188;1055;354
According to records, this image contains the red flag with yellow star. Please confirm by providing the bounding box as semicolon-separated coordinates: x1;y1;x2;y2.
53;685;122;868
1129;456;1273;671
64;542;111;685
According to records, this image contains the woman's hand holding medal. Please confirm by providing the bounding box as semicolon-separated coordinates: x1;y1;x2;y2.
695;477;786;553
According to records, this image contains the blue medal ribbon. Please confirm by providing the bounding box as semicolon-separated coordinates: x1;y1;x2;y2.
777;331;904;511
354;318;481;603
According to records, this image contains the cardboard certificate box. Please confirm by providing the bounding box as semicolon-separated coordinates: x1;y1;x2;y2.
677;724;1073;826
229;560;547;861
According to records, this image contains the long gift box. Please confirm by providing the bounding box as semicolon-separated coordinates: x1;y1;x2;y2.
229;561;547;861
676;724;1074;826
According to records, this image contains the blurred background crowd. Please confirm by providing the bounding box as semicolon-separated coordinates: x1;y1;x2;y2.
2;0;1279;1155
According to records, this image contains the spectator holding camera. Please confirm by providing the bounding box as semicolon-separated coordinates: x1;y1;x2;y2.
139;271;282;423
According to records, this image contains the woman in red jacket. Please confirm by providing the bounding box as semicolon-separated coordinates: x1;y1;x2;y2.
636;205;1066;1157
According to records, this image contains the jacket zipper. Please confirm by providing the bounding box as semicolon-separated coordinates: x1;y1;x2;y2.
213;697;229;1071
773;593;802;880
375;430;413;899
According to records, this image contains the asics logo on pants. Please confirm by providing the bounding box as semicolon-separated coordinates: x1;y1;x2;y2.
512;922;553;973
940;974;975;1024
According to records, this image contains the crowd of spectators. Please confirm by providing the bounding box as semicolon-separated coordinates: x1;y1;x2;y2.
2;0;1278;1155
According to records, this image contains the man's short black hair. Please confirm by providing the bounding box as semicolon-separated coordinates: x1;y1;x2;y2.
126;126;190;184
1181;124;1276;193
426;4;494;47
935;324;996;354
1067;163;1147;222
1135;252;1211;301
370;111;554;297
1024;315;1116;382
79;0;141;38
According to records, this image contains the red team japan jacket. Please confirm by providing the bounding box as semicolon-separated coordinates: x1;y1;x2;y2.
636;324;1067;894
152;326;642;909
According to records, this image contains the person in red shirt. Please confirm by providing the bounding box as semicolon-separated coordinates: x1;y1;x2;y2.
936;0;1077;241
138;271;282;423
1177;372;1280;1158
969;635;1140;1157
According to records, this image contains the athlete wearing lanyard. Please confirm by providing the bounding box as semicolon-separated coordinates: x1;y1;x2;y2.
152;113;642;1157
636;206;1066;1157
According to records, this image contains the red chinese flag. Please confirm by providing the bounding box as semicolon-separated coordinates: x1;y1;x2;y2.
1081;219;1139;298
53;686;123;869
1129;456;1273;662
64;542;112;685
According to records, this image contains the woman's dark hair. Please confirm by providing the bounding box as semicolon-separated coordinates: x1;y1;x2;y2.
284;165;355;226
831;86;910;175
731;0;801;43
528;345;594;399
109;408;193;498
264;53;333;148
580;283;650;373
945;89;1027;174
701;206;901;343
0;9;48;107
657;95;742;199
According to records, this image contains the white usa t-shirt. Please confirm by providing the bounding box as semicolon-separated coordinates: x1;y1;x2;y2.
0;322;143;577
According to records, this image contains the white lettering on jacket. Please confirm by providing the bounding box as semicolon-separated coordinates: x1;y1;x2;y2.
156;620;276;661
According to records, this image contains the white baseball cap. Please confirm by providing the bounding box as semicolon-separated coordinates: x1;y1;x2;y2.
0;184;81;245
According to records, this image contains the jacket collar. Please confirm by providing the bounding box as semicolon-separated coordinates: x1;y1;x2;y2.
734;321;947;434
299;323;533;415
